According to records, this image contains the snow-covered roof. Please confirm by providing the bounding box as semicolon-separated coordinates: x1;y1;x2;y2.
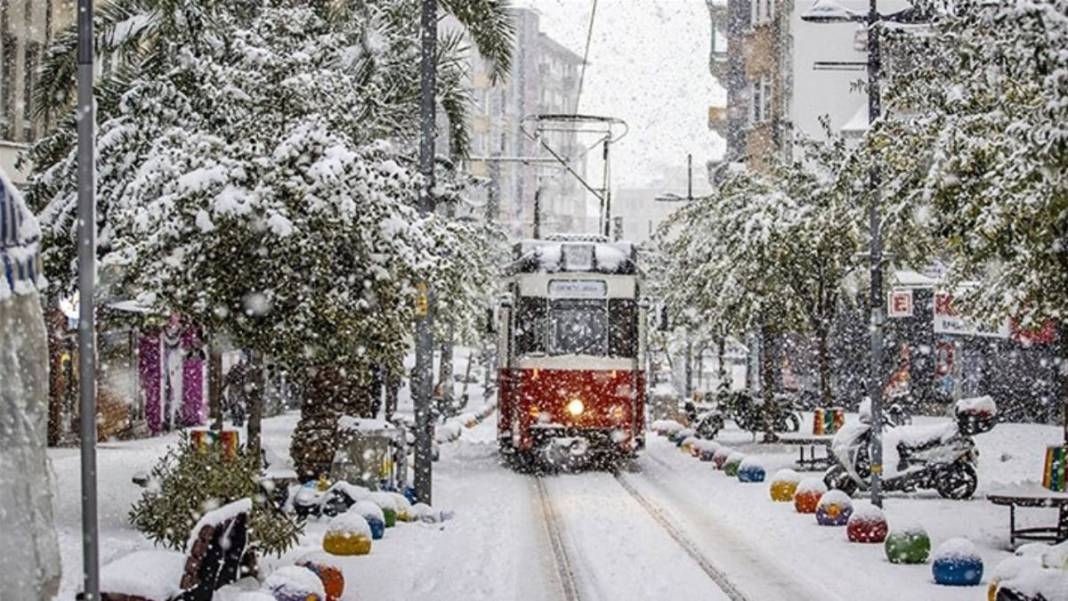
890;269;940;289
510;238;637;275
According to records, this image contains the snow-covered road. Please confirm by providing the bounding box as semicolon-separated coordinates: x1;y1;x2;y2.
50;402;1065;600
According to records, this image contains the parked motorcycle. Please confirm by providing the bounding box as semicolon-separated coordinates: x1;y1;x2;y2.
824;396;996;500
726;391;802;434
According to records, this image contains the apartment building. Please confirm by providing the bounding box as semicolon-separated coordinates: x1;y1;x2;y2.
461;7;587;239
706;0;905;170
0;1;73;185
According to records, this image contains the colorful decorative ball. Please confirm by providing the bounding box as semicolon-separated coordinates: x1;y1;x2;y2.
737;458;766;483
297;557;345;601
815;490;853;526
884;524;931;564
794;478;827;514
932;538;983;586
769;469;801;502
681;436;699;454
723;452;746;477
265;565;326;601
322;512;373;556
350;501;386;540
698;441;720;462
712;447;732;470
846;503;888;543
987;556;1039;601
673;428;695;446
391;492;414;522
369;492;399;527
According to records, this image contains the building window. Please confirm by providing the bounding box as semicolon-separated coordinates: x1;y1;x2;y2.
750;74;772;124
752;0;774;26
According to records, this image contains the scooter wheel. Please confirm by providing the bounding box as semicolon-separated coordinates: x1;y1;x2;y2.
935;462;978;500
824;465;858;497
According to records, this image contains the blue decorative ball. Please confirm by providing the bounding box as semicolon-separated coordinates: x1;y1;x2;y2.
403;486;418;505
737;462;766;483
932;539;983;587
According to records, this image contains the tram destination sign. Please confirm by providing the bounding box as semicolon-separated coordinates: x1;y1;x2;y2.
548;280;607;298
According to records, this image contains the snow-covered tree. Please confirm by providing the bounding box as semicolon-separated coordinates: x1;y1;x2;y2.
655;131;864;415
27;1;511;478
873;0;1067;332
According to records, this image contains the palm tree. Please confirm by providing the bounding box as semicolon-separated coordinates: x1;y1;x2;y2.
34;0;514;158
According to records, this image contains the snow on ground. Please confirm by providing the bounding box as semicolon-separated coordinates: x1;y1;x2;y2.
50;382;1067;601
630;414;1065;601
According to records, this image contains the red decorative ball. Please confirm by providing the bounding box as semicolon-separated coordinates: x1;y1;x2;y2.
846;504;888;543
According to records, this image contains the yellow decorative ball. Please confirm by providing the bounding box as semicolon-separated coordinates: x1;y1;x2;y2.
323;513;373;556
769;469;801;502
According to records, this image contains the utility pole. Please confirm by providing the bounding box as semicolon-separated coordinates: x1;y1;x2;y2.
864;0;886;510
801;0;908;507
414;0;437;505
76;0;100;596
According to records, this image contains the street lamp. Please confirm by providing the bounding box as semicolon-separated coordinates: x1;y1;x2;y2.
800;0;918;508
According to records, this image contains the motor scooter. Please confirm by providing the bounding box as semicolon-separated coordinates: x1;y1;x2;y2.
823;396;996;499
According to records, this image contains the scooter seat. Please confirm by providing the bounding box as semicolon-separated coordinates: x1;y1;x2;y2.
894;423;958;459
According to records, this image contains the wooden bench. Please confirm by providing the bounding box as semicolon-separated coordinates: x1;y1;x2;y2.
82;499;251;601
987;484;1068;548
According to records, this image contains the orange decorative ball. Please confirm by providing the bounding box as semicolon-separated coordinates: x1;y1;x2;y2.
794;478;827;514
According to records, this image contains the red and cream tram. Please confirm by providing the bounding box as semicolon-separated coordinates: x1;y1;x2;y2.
495;236;646;464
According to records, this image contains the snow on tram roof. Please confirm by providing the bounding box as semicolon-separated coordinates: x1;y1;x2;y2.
510;237;637;275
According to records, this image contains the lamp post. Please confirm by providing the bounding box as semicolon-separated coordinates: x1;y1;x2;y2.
76;0;101;595
413;0;437;505
800;0;918;508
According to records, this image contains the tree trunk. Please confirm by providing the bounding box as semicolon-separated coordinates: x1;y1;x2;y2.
46;303;67;446
817;324;833;407
760;321;778;442
717;337;728;395
209;341;224;431
246;352;264;460
439;334;454;403
290;364;373;481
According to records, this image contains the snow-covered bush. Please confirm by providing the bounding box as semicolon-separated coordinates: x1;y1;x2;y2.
129;434;302;557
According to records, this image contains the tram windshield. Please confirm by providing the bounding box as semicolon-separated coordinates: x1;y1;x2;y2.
515;296;637;358
550;299;608;356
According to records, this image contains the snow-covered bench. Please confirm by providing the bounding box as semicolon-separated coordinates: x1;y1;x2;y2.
81;499;252;601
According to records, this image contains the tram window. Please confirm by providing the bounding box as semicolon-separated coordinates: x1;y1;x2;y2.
515;297;548;355
549;299;608;356
609;299;638;357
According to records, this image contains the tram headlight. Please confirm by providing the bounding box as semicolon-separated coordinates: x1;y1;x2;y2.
566;399;585;417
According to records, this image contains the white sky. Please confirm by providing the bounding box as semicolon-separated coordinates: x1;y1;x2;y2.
520;0;727;189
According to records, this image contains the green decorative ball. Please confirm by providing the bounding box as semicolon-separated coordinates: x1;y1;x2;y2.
884;527;931;564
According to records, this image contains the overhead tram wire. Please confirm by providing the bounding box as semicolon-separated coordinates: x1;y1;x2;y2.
575;0;599;114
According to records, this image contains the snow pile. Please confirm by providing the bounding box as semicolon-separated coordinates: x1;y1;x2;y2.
796;477;828;494
350;500;384;523
265;565;326;601
233;592;276;601
956;395;997;416
329;481;371;503
337;416;394;433
847;502;884;524
325;511;372;539
932;537;979;562
369;491;399;512
436;421;463;443
739;456;764;470
817;489;852;509
99;551;186;601
771;469;801;484
725;451;746;464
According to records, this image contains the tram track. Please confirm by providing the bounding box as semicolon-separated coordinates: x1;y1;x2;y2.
612;470;750;601
534;476;584;601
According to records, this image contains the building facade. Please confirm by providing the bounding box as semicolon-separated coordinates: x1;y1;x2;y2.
460;7;587;239
0;0;73;185
706;0;899;170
